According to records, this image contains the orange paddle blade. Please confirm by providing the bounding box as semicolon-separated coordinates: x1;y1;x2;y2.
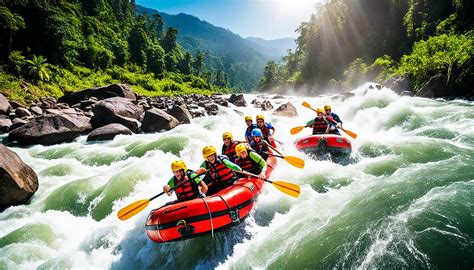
271;181;301;198
341;128;357;139
284;156;305;169
117;199;150;221
290;126;305;135
302;101;316;112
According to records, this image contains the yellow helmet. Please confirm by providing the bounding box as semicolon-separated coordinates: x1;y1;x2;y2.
256;114;264;121
235;143;247;156
222;131;233;141
324;105;331;110
202;145;217;158
244;116;252;121
316;108;325;114
171;160;187;172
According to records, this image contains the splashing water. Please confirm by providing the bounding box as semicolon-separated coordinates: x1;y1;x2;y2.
1;84;473;269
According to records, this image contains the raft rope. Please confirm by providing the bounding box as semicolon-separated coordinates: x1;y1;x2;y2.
201;197;214;239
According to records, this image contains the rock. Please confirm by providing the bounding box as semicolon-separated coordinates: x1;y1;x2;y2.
40;97;57;109
0;118;12;133
90;97;144;132
15;107;32;118
7;112;91;146
385;75;413;94
369;85;374;89
10;118;28;130
58;84;137;105
400;90;415;97
8;100;23;109
416;73;453;98
251;99;259;104
87;123;132;142
272;95;284;99
189;109;206;118
273;102;298;117
57;103;70;109
168;105;192;124
205;103;219;112
261;100;273;111
214;98;229;107
0;144;39;210
375;84;382;89
228;94;247;107
30;106;43;115
0;94;12;114
141;108;179;132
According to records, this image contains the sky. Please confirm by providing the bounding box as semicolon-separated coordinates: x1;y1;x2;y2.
135;0;323;39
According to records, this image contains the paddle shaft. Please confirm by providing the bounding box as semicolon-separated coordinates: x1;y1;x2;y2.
236;170;272;184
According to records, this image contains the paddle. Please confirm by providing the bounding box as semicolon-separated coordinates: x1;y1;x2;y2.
263;141;305;169
236;170;300;198
290;125;312;135
301;101;358;139
117;172;206;221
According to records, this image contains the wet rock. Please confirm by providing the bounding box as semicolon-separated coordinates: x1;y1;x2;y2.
0;117;12;133
214;98;228;107
400;90;415;97
0;144;39;210
273;102;298;117
7;113;91;146
15;107;32;118
87;123;132;142
385;75;413;94
272;95;284;99
91;97;144;132
10;118;28;130
30;106;43;115
228;94;247;107
40;97;57;109
416;73;453;98
189;109;205;118
168;105;192;124
205;103;219;112
58;84;137;105
261;100;273;111
8;100;23;109
141;108;179;132
0;94;12;114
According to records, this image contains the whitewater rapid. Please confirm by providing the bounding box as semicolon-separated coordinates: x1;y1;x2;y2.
0;84;473;269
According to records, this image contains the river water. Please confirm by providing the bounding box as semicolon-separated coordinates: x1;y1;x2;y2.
0;84;473;269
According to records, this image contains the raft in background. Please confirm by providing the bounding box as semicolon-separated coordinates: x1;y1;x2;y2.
294;134;352;163
145;156;277;243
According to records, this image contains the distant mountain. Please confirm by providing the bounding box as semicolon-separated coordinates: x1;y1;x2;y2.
246;37;296;59
136;5;272;91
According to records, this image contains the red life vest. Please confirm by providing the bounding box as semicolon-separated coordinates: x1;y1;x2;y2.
206;155;236;185
312;118;329;135
250;140;270;160
258;124;272;139
236;152;262;175
173;170;200;202
222;141;238;162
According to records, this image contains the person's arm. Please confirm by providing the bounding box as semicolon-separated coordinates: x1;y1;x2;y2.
268;123;275;136
163;177;175;195
195;162;207;174
199;181;208;194
249;151;267;179
222;158;242;172
306;119;315;126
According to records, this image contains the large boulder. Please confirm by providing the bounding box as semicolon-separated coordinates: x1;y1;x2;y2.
0;117;12;133
385;75;414;94
15;107;32;118
87;123;132;142
7;113;92;146
0;144;39;210
261;100;273;111
141;108;179;133
416;73;453;98
29;106;43;115
58;84;137;105
228;94;247;107
0;94;12;114
273;102;298;117
90;97;144;132
168;105;192;124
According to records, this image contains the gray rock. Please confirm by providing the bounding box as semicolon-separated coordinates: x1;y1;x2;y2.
91;97;144;132
10;118;28;130
15;107;32;118
385;75;413;94
205;103;219;112
141;108;179;132
168;105;192;124
7;113;91;146
30;106;43;115
416;73;453;98
0;118;12;133
59;84;137;105
0;144;39;210
87;123;132;142
9;100;23;109
228;94;247;107
400;90;415;97
261;100;273;111
272;95;284;99
0;94;12;114
273;102;298;117
40;97;57;109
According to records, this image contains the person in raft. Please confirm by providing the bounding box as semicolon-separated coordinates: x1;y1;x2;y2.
244;115;257;143
307;108;340;135
324;105;343;129
255;114;276;146
163;160;208;202
249;128;270;160
196;145;242;195
234;143;267;179
221;131;239;163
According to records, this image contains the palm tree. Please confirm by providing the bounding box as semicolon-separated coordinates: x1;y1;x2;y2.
26;55;51;82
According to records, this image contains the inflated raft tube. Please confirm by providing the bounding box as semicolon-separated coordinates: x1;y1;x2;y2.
294;134;352;157
145;156;277;243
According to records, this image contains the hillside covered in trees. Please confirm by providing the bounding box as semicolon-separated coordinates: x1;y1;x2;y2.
260;0;473;98
0;0;235;104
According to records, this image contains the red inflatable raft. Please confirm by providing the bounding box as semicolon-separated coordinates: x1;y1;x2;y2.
295;134;352;161
145;156;277;243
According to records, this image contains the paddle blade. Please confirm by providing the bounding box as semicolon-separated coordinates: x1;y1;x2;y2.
271;181;301;198
290;126;305;135
302;101;312;108
342;128;357;139
117;199;150;221
284;156;305;169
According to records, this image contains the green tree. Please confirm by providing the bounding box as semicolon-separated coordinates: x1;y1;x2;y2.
193;52;205;76
147;43;165;74
179;52;193;75
8;50;26;76
259;60;280;90
26;55;51;82
165;53;178;71
0;7;25;51
161;27;178;52
128;24;150;68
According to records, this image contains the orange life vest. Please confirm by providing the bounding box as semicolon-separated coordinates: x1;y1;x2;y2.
206;155;236;185
222;141;238;162
173;170;200;202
